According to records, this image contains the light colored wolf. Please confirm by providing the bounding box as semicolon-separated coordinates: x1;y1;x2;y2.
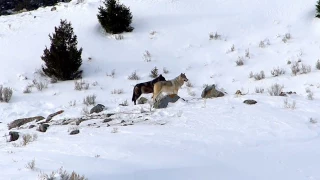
152;73;188;102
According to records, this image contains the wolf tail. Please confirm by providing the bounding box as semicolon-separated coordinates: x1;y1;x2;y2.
132;86;136;102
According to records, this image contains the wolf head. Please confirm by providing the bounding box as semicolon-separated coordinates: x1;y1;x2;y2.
179;73;188;82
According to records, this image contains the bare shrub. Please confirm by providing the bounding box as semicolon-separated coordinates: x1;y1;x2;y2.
253;71;265;81
111;89;124;94
38;167;88;180
259;39;270;48
271;67;286;77
301;63;311;74
283;98;296;109
76;0;85;4
187;88;196;97
282;33;291;43
291;61;300;76
163;67;169;74
35;68;46;77
111;127;119;133
22;134;38;146
114;34;124;40
202;84;209;88
310;118;317;124
0;86;13;103
128;71;140;80
74;79;89;91
230;44;235;52
92;81;98;86
119;100;128;106
307;91;314;100
69;100;76;107
285;33;291;39
81;106;89;115
143;50;151;62
248;71;253;78
268;83;284;96
282;37;288;43
32;79;48;91
245;48;250;58
25;159;36;170
235;56;244;66
316;60;320;70
255;87;264;93
185;81;193;88
149;67;159;78
259;41;265;48
306;88;314;100
83;94;96;106
209;32;221;40
106;69;115;78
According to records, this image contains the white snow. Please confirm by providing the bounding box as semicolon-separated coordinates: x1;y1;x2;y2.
1;0;320;179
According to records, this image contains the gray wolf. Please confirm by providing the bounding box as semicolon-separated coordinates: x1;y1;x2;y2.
152;73;188;102
132;74;166;105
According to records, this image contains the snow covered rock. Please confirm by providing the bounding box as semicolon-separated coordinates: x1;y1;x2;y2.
138;97;148;104
90;104;105;114
243;99;257;105
70;129;80;135
153;94;181;109
38;124;50;132
8;131;19;142
201;85;225;98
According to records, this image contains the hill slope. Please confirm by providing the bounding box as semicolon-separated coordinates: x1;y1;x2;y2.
1;0;320;179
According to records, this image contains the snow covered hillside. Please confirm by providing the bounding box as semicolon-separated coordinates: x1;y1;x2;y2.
1;0;320;179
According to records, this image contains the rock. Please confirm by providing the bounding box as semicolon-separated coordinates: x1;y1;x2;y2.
51;7;57;11
90;104;105;114
9;131;19;142
103;118;112;123
120;120;125;123
201;85;225;98
138;97;148;104
70;129;80;135
153;94;181;109
243;99;257;105
28;125;36;129
38;124;50;132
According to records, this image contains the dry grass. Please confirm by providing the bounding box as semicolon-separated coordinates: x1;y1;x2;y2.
83;94;96;106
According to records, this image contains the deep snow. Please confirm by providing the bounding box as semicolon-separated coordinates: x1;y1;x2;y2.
1;0;320;179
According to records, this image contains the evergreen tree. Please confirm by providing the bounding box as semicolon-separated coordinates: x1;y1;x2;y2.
97;0;133;34
41;19;83;81
316;0;320;18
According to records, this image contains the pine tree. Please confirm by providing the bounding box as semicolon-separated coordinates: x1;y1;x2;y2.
97;0;134;34
41;19;83;81
316;0;320;18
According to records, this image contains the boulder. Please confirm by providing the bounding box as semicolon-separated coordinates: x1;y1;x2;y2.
51;7;57;11
70;129;80;135
103;118;113;123
9;131;19;142
153;94;181;109
138;97;148;104
38;124;50;132
201;85;224;98
90;104;105;114
243;99;257;105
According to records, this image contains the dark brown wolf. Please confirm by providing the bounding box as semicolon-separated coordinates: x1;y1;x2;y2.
132;74;166;105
